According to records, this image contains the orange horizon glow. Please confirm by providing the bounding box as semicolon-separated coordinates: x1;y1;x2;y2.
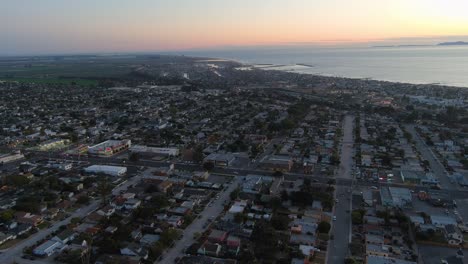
2;0;468;54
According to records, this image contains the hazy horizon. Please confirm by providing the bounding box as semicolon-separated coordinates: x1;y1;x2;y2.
2;0;468;55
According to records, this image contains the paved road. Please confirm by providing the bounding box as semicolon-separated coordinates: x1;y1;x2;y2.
328;115;354;264
0;201;101;264
36;153;468;198
405;125;455;189
0;169;144;264
160;177;242;263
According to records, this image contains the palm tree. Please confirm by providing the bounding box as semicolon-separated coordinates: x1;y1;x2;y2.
97;177;112;205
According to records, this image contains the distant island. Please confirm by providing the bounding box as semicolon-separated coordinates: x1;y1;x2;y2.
372;44;432;48
438;41;468;46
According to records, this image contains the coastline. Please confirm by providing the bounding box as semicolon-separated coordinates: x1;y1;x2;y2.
230;61;468;89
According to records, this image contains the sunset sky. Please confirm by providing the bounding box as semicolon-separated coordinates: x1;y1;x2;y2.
2;0;468;55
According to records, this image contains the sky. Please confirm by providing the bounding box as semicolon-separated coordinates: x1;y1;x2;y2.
1;0;468;55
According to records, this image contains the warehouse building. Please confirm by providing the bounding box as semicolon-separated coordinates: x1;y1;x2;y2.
84;165;127;177
129;145;179;156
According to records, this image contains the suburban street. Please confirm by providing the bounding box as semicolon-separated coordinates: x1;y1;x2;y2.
328;115;354;264
0;168;144;264
0;201;101;264
160;176;242;263
405;125;455;189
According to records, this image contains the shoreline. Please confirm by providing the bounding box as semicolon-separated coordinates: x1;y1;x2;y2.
229;60;468;89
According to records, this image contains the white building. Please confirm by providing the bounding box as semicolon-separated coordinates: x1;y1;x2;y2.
88;140;131;156
130;145;179;156
33;240;62;256
84;165;127;177
0;152;24;164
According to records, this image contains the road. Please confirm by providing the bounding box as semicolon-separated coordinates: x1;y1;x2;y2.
0;201;101;264
160;176;242;263
405;125;454;189
35;153;468;198
328;115;354;264
0;168;144;264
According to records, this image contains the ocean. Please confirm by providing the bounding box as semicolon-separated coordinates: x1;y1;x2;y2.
180;45;468;88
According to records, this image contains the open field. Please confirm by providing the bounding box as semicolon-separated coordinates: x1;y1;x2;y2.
0;77;98;85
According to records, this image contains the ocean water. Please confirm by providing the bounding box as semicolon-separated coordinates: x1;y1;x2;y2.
181;45;468;88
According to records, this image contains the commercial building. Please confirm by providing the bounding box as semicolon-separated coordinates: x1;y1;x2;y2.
259;155;293;172
204;153;235;167
129;145;179;156
37;139;69;151
0;152;24;164
88;140;131;156
380;187;412;208
84;165;127;177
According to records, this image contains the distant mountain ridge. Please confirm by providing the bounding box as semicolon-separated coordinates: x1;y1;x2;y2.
438;41;468;46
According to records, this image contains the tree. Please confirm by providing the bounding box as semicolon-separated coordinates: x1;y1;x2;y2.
270;214;290;230
330;154;340;165
159;228;180;247
97;178;112;205
6;174;30;187
303;178;311;188
317;221;331;233
76;196;90;205
234;213;245;224
269;197;282;211
70;217;81;225
273;170;283;177
280;190;289;202
0;209;14;223
193;145;204;164
230;189;239;200
203;161;215;171
352;210;365;224
149;242;164;260
345;257;358;264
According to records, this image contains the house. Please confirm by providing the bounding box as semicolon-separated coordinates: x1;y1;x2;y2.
52;229;76;244
198;240;222;257
167;215;184;227
124;199;141;210
226;235;241;255
158;181;173;193
33;240;62;256
14;212;43;226
365;234;384;245
289;219;318;245
181;201;197;210
105;226;118;234
208;229;228;243
120;243;149;259
97;205;116;217
140;234;160;246
168;207;191;216
366;244;390;257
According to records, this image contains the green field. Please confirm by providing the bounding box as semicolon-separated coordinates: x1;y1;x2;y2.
0;77;98;86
